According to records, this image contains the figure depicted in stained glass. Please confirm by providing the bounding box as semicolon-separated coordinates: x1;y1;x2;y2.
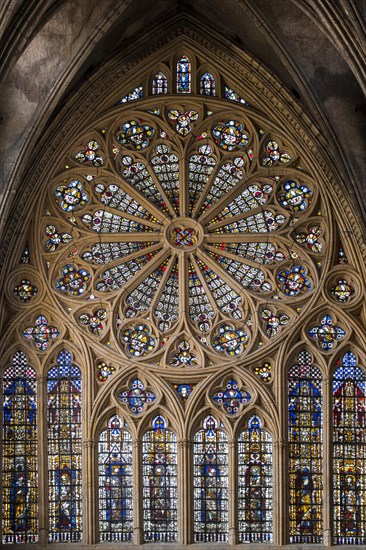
333;352;366;544
2;352;38;543
142;416;178;542
168;109;198;136
194;415;228;542
52;457;79;531
176;55;191;93
288;351;323;543
47;350;82;542
238;416;272;542
99;415;133;542
152;72;167;94
200;72;215;96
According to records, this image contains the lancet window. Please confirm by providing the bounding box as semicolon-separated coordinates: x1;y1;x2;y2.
238;415;272;543
98;415;133;542
142;416;178;542
2;352;38;544
193;415;229;542
47;351;82;542
288;351;323;543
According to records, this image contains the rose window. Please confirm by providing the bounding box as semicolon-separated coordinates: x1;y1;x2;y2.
44;100;325;366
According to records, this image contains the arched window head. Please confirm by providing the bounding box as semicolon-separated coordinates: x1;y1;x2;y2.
142;415;178;542
288;351;323;543
2;43;365;546
47;350;82;542
176;55;191;93
193;415;228;542
2;352;38;544
200;72;215;96
98;415;133;542
152;71;167;94
238;415;272;542
333;351;366;545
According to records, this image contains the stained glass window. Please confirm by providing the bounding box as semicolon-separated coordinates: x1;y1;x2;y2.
124;258;169;317
152;71;167;94
176;55;191;93
47;350;82;542
98;415;133;542
238;416;272;542
200;72;215;95
45;101;320;363
333;351;366;544
118;85;143;104
20;242;30;263
6;49;357;546
2;352;38;543
151;144;180;213
142;416;178;542
193;415;228;542
288;351;323;543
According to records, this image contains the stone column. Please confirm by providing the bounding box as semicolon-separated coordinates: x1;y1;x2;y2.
132;437;143;544
82;438;97;544
273;438;287;545
37;374;48;546
323;375;333;546
178;438;192;544
228;437;238;545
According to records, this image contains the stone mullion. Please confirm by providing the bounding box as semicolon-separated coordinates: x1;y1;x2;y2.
37;374;48;546
180;146;188;218
132;437;143;545
82;438;97;544
228;437;238;545
178;438;192;544
81;347;97;545
273;438;287;545
323;374;333;546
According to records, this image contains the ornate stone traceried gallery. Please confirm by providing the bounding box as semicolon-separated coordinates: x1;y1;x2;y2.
0;2;366;548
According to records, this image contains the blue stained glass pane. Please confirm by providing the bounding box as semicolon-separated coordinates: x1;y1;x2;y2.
2;352;38;544
193;416;229;542
119;378;156;414
142;417;178;542
333;353;366;544
98;415;133;542
200;72;215;96
238;416;273;542
288;351;323;543
152;72;167;94
47;350;82;542
177;55;191;93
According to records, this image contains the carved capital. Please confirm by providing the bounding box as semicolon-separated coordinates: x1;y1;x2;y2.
178;438;192;450
273;438;287;450
82;438;96;449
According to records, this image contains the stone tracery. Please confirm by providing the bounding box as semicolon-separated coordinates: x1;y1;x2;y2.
0;38;365;547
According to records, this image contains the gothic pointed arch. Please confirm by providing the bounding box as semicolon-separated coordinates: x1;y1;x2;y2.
1;18;365;548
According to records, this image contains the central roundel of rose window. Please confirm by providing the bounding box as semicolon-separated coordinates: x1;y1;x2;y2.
49;101;324;364
165;219;203;251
